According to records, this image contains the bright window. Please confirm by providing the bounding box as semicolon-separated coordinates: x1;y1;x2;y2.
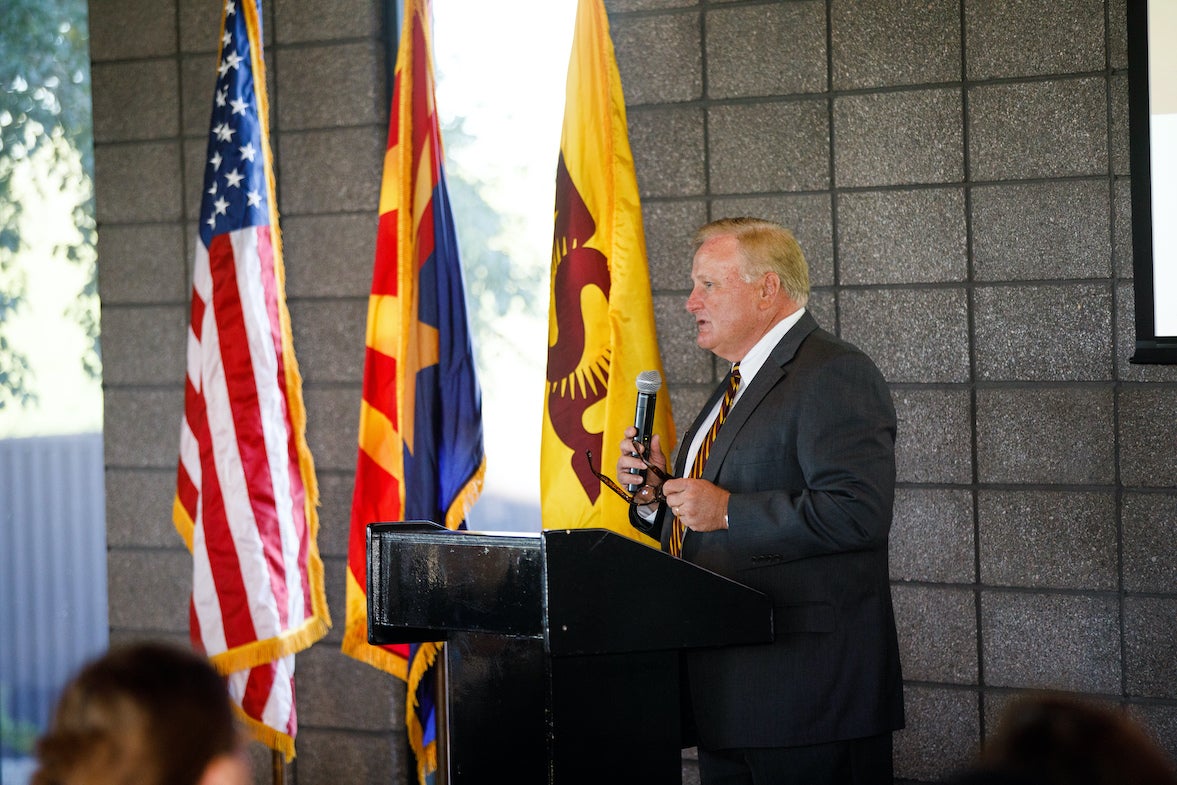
433;0;577;531
0;2;106;782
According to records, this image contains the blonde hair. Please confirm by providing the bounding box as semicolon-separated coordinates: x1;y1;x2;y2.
693;217;810;306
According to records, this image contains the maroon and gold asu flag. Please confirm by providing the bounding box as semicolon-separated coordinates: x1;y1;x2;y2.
175;0;329;759
542;0;674;541
342;1;485;782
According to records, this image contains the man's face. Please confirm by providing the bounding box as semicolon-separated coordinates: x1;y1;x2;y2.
686;234;765;362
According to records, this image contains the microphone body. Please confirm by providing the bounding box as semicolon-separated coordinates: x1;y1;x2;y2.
627;370;662;492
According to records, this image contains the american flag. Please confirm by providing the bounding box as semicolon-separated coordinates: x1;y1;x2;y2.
174;0;329;759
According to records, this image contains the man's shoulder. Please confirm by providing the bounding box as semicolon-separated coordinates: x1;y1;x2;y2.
766;311;885;378
788;320;869;363
779;322;890;387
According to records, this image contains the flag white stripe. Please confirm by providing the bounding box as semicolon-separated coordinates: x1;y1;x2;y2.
229;228;307;629
194;242;276;654
262;655;296;732
179;418;201;493
191;509;228;654
187;326;203;391
188;239;225;652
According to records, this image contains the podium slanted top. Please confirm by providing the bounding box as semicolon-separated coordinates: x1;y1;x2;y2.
367;523;773;656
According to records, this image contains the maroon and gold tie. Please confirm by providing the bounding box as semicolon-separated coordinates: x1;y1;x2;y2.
670;363;741;557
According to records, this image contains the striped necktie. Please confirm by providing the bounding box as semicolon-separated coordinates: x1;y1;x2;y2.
670;363;741;557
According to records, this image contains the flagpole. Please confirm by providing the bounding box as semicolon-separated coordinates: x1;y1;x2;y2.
436;650;449;785
272;750;285;785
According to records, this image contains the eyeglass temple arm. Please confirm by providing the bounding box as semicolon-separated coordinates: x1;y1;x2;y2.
585;450;635;503
630;441;673;482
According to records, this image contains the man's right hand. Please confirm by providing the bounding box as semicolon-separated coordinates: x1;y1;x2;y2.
616;426;668;495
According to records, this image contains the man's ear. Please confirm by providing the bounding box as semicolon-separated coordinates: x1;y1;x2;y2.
198;753;253;785
760;271;781;303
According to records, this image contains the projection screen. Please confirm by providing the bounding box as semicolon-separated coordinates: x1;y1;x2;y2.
1129;0;1177;362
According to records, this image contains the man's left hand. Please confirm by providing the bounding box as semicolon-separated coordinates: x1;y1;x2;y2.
662;477;730;532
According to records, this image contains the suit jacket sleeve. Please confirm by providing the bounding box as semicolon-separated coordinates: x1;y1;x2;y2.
628;500;665;539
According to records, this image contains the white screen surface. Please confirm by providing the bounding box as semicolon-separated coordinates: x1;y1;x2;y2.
1149;0;1177;336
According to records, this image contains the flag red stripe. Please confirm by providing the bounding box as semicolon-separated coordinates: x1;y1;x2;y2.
414;201;435;270
287;458;312;615
177;379;203;520
411;21;432;177
241;660;278;721
347;448;401;583
177;463;199;522
361;346;399;423
190;288;206;342
205;233;289;640
372;213;401;294
190;597;203;653
210;231;296;626
193;389;257;649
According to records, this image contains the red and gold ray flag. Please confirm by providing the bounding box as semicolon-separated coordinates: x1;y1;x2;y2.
342;1;485;782
542;0;675;541
174;0;329;760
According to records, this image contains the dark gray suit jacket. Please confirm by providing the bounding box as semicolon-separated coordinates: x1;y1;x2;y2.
634;311;904;750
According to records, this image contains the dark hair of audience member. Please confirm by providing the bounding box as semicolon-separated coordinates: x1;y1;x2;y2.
32;641;244;785
953;693;1177;785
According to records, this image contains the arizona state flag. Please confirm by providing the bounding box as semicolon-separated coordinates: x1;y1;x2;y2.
342;1;484;782
542;0;674;540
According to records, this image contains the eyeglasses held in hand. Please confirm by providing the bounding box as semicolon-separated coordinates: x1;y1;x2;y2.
585;447;675;506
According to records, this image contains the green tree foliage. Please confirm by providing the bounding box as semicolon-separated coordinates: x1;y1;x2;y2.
0;0;97;409
0;683;39;755
442;117;546;369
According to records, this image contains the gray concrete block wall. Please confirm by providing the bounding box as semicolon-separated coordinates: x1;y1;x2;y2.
86;0;1177;783
607;0;1177;782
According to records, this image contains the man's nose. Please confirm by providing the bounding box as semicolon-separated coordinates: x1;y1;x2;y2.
686;288;701;312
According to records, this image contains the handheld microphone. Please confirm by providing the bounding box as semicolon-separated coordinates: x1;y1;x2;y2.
627;370;662;492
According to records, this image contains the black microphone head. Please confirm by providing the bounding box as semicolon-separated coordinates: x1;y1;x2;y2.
635;370;662;395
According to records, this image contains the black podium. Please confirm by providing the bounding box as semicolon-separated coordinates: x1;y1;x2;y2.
367;523;773;784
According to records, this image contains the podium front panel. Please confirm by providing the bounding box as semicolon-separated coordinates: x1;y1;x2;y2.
445;633;682;785
367;523;545;644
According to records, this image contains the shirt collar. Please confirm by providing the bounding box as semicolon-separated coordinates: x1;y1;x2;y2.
732;307;806;389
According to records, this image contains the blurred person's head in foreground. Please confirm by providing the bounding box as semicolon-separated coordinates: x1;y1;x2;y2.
951;692;1177;785
32;641;251;785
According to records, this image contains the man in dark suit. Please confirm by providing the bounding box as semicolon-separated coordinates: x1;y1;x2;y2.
616;217;904;784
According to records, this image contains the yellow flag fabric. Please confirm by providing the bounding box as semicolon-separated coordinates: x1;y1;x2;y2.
541;0;675;542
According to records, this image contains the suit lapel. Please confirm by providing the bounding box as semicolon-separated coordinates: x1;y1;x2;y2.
699;311;818;481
